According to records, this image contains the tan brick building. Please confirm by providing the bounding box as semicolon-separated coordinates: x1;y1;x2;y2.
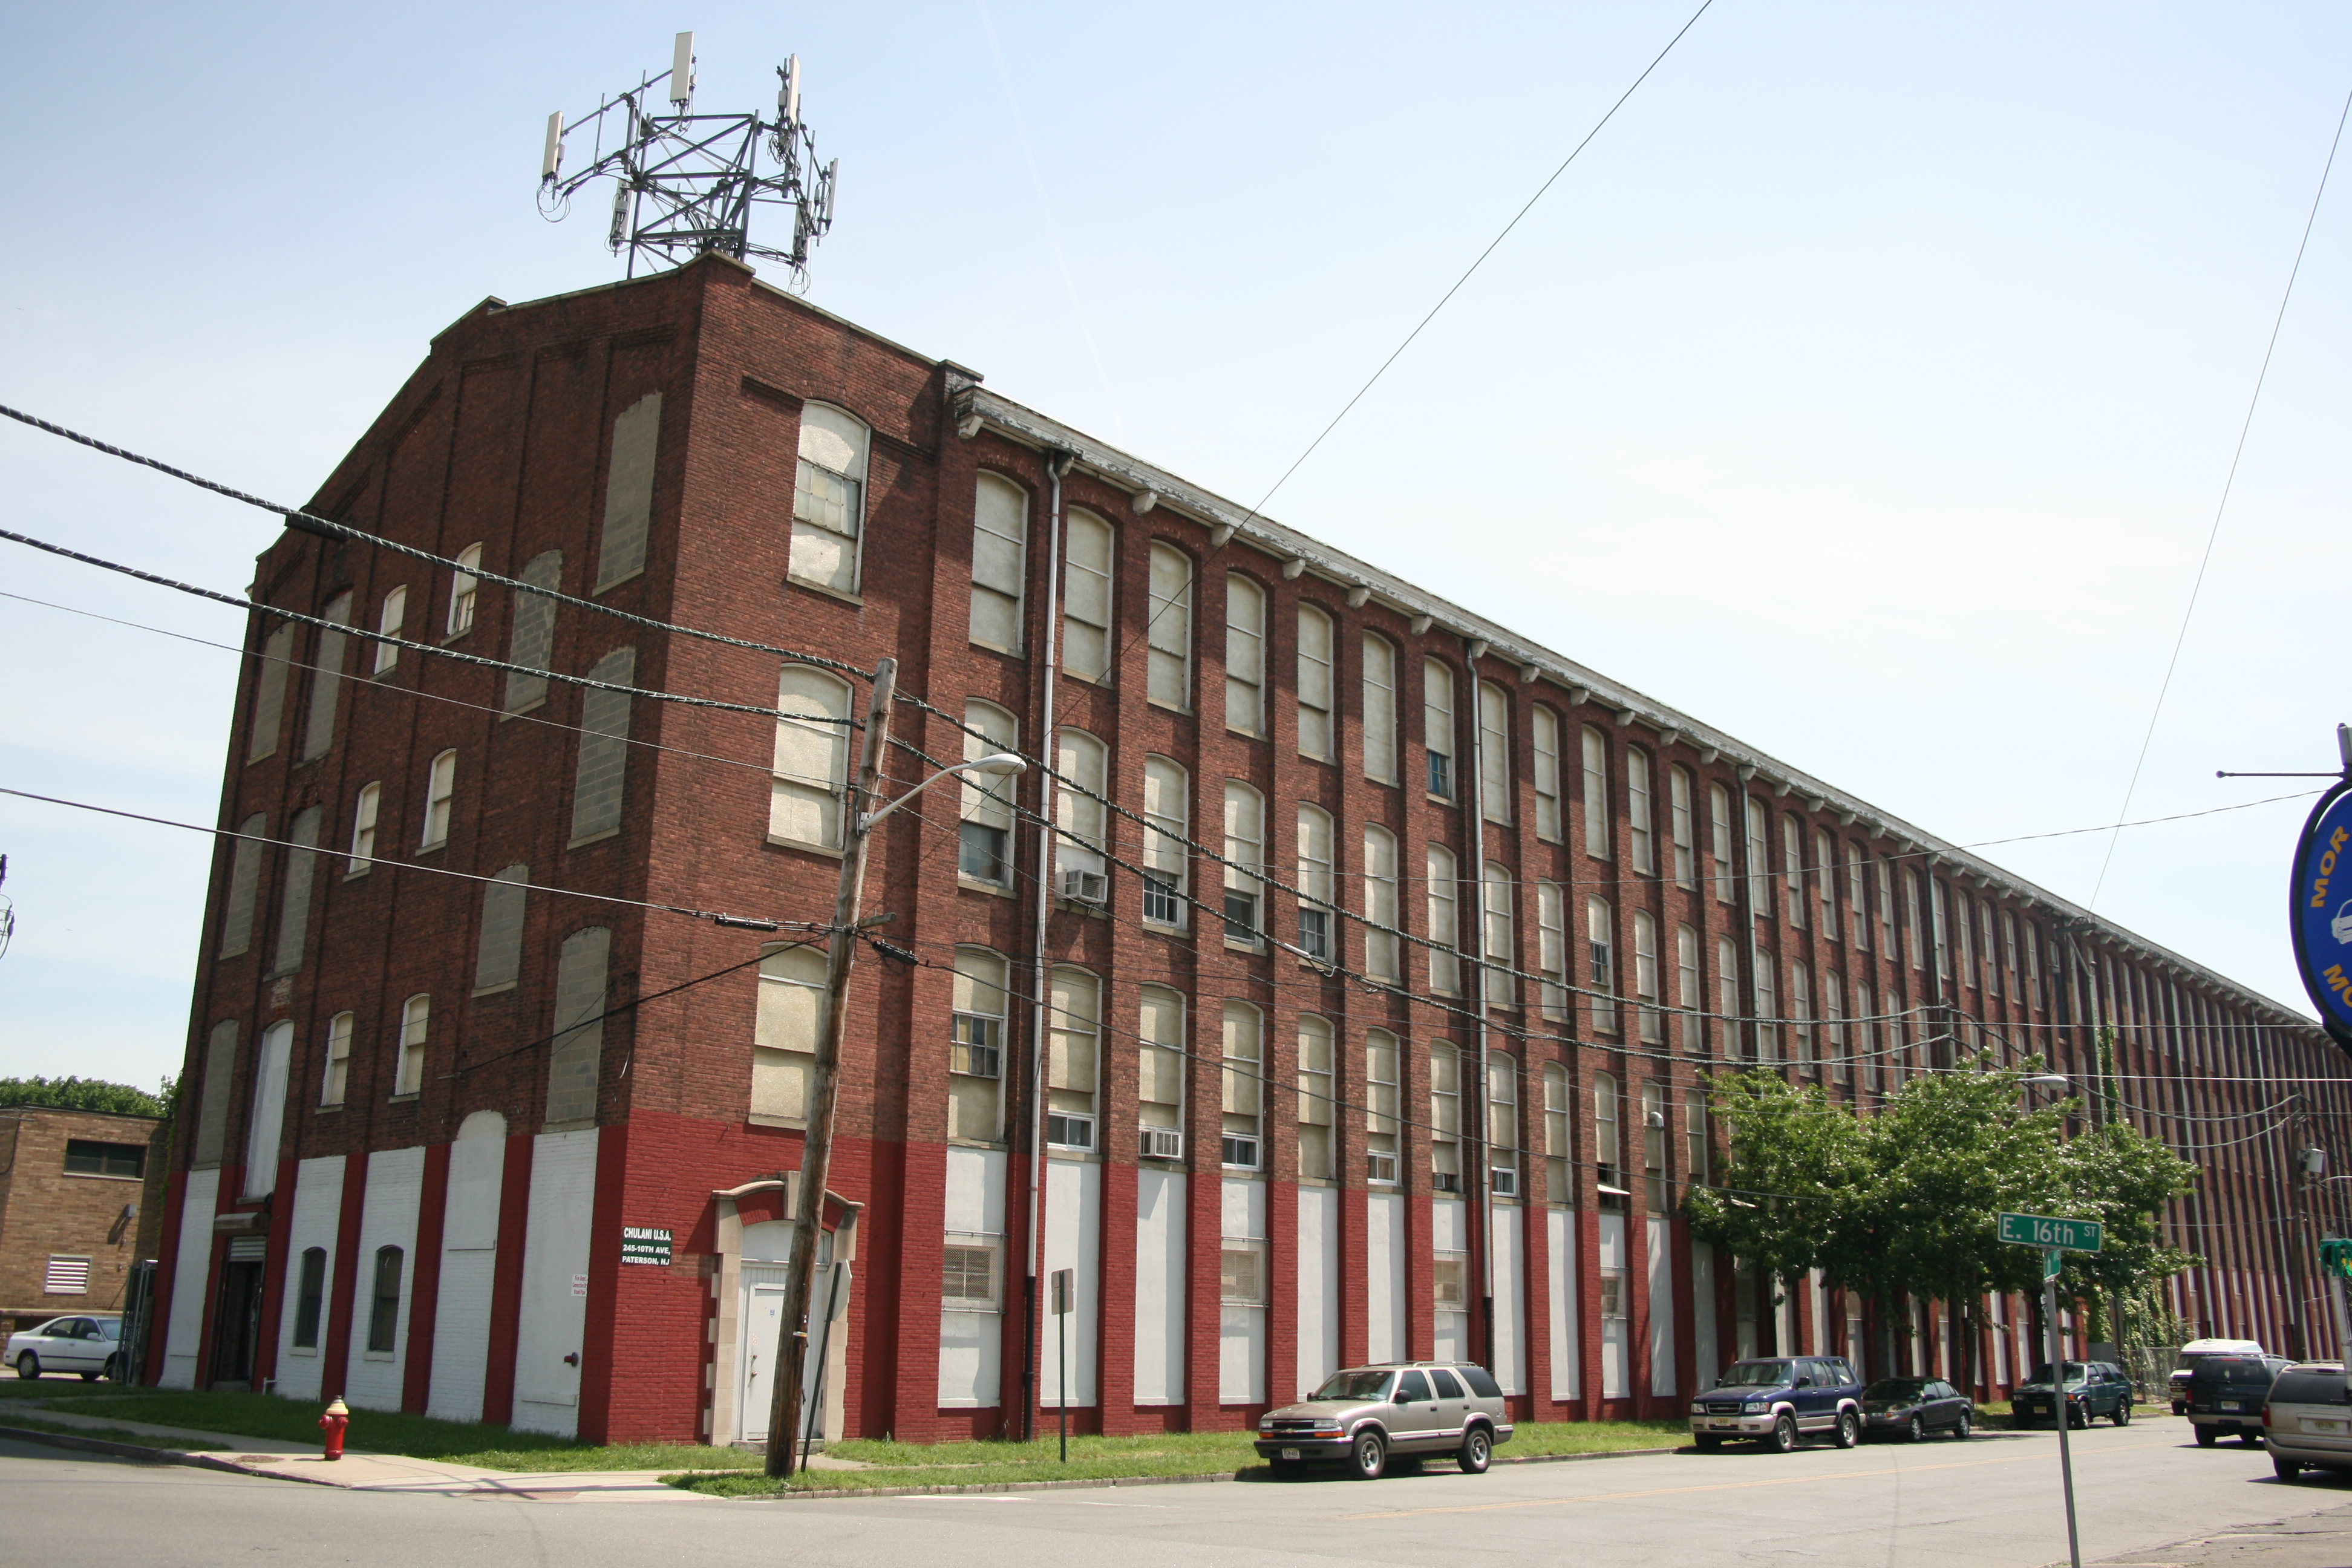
0;1105;168;1336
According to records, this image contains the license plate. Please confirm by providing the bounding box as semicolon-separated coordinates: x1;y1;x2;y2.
2307;1419;2346;1435
2220;1401;2242;1412
1280;1447;1300;1460
1711;1420;1738;1429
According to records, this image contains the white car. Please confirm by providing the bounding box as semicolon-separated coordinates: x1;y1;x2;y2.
7;1315;123;1381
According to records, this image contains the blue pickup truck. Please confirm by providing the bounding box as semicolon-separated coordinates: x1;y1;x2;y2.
1689;1356;1867;1452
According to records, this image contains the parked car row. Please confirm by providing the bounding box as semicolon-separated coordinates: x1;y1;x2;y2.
2012;1361;2137;1428
1687;1357;1981;1451
5;1315;123;1380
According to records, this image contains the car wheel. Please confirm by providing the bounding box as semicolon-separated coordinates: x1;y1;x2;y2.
1768;1413;1799;1454
1835;1411;1860;1449
2113;1402;2131;1428
102;1356;120;1383
1458;1425;1493;1475
13;1353;37;1380
1953;1412;1972;1441
2276;1455;2304;1482
2196;1425;2219;1447
76;1370;98;1382
1906;1416;1926;1444
1347;1431;1387;1481
2068;1405;2088;1429
1694;1435;1723;1452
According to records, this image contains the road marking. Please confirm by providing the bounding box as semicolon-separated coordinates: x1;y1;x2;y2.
1342;1440;2187;1520
907;1494;1031;1503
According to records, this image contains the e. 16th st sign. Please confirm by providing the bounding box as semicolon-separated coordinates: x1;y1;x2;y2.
1996;1213;2103;1253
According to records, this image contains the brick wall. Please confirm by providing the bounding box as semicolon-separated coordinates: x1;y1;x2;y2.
0;1106;163;1331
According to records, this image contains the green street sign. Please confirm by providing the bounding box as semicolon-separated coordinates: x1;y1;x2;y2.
2322;1237;2352;1281
2043;1248;2064;1282
1998;1212;2103;1252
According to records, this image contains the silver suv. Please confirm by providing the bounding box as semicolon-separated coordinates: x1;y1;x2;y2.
1255;1362;1515;1479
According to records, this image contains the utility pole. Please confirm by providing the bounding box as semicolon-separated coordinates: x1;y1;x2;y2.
766;658;897;1479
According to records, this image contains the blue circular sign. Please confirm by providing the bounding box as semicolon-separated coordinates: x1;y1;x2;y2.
2292;781;2352;1048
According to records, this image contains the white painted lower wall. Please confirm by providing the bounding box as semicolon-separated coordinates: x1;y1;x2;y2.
343;1147;424;1412
160;1169;221;1390
1547;1206;1579;1400
1218;1177;1265;1405
1367;1191;1406;1364
1691;1240;1718;1388
1491;1204;1524;1394
512;1128;598;1437
427;1113;507;1422
1132;1166;1186;1404
1295;1187;1340;1399
1040;1157;1099;1408
273;1155;345;1402
1647;1221;1676;1396
939;1146;1007;1408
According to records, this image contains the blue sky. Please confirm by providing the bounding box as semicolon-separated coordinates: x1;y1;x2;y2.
4;2;2351;1088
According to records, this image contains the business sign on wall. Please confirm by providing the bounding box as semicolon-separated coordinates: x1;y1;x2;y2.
621;1226;675;1266
2291;771;2352;1053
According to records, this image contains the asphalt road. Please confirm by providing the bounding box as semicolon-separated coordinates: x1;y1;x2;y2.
8;1417;2350;1568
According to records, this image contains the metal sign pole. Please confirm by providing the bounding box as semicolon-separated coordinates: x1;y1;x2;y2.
1051;1267;1073;1465
2048;1254;2082;1568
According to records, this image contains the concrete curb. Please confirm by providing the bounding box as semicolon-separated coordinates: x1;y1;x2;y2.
702;1440;1689;1501
0;1422;339;1486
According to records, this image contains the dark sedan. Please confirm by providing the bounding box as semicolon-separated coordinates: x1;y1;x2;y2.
1860;1377;1974;1442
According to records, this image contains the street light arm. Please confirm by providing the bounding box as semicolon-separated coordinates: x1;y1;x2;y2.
860;753;1025;832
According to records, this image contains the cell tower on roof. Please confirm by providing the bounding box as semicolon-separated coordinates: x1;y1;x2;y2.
538;32;840;289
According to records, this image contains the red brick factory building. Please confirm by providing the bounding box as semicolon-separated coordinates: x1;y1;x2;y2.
149;253;2352;1443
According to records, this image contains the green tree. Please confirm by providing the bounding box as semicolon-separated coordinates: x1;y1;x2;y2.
1685;1070;1870;1330
0;1076;171;1118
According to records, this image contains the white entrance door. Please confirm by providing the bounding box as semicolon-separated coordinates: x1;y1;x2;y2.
739;1278;788;1445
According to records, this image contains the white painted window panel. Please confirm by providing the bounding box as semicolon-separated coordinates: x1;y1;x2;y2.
1295;1187;1340;1397
1040;1158;1100;1408
1132;1168;1187;1405
1647;1222;1676;1396
1549;1207;1580;1400
1491;1204;1526;1396
272;1155;345;1401
342;1145;425;1413
427;1114;507;1422
1367;1192;1408;1365
513;1130;597;1434
158;1169;220;1389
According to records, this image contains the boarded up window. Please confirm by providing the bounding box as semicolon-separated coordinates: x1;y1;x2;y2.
791;403;867;595
596;393;661;590
1062;509;1113;682
570;647;636;841
474;865;529;992
769;666;849;848
191;1019;239;1168
543;927;611;1126
969;473;1027;650
1146;544;1192;708
248;622;295;762
270;806;323;976
503;551;564;713
753;942;826;1121
299;592;352;761
218;814;266;958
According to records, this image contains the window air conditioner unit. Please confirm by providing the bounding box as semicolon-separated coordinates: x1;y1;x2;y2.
1139;1126;1183;1160
1060;869;1109;906
1431;1170;1462;1194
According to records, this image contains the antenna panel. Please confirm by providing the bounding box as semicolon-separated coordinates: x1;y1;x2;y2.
781;55;802;126
541;111;566;181
670;31;696;107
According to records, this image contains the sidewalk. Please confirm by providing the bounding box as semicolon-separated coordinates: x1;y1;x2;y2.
2095;1497;2352;1568
0;1406;743;1502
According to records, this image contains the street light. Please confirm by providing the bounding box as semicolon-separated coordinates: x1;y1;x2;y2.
766;659;1027;1478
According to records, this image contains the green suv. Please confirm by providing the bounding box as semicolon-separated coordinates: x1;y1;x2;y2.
2012;1360;2134;1428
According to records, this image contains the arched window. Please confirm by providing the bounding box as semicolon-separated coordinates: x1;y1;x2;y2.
1221;780;1264;944
770;666;851;849
1632;909;1662;1044
1855;978;1878;1094
1817;826;1840;936
1429;1042;1461;1191
1789;959;1814;1072
1224;573;1266;736
1537;881;1567;1020
367;1245;404;1354
596;391;661;591
1296;1014;1334;1180
292;1246;328;1349
1710;782;1735;903
1426;843;1460;994
949;946;1007;1142
1146;543;1193;708
1297;604;1334;760
301;591;352;760
1627;749;1654;874
1717;935;1742;1057
249;622;295;762
1141;756;1188;927
1670;766;1696;887
395;995;430;1096
1220;1001;1263;1168
321;1011;353;1107
1365;1030;1399;1183
1362;632;1397;783
1478;681;1511;824
446;544;482;636
1423;659;1455;798
503;553;562;714
969;472;1026;648
1676;923;1701;1054
1055;727;1108;887
1296;803;1334;960
1586;895;1616;1034
1482;861;1515;1009
474;865;529;993
420;751;458;849
1746;797;1771;910
1138;986;1185;1149
1362;824;1400;981
1581;726;1610;858
1641;1082;1667;1214
244;1019;293;1198
1532;707;1563;840
1592;1071;1622;1196
1487;1053;1519;1196
1542;1062;1571;1204
347;782;380;873
1047;966;1100;1150
372;586;406;675
957;701;1019;886
1824;970;1847;1085
1782;814;1806;929
753;942;826;1122
1754;953;1780;1063
795;403;870;596
1063;508;1114;682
